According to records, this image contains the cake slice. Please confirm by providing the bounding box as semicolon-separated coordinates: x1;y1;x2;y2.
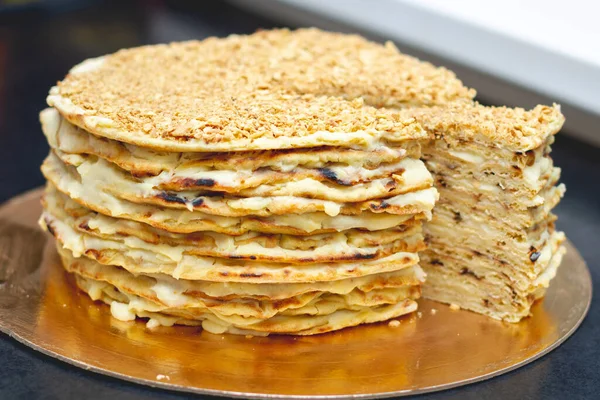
405;103;566;322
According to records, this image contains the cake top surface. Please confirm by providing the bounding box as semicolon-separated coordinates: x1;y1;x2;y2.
47;28;473;152
404;103;565;151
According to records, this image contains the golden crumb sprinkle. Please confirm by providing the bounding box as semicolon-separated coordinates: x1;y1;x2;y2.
403;103;565;151
388;320;401;327
48;28;474;151
449;303;460;311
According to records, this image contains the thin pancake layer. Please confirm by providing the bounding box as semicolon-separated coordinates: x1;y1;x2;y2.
58;245;426;301
44;190;424;264
59;246;423;321
42;152;438;218
52;150;433;205
44;182;426;236
42;107;421;189
42;211;424;283
422;245;564;322
74;274;419;336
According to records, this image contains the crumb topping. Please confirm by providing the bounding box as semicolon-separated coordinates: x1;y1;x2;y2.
404;103;565;150
49;28;474;149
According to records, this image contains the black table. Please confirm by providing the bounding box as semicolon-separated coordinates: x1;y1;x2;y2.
1;1;598;399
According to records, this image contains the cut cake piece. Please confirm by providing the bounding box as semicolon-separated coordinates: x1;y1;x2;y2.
405;103;566;322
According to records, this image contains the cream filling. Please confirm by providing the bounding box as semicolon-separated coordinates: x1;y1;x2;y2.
447;149;485;164
430;148;555;193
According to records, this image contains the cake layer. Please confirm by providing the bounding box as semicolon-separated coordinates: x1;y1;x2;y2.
44;189;423;264
404;103;564;151
45;181;425;236
421;230;565;292
423;142;556;202
422;245;565;322
54;150;432;203
432;182;564;233
48;29;474;152
75;273;419;336
425;207;558;270
42;107;422;189
429;162;561;211
42;151;438;218
41;209;424;283
59;246;425;301
58;246;423;322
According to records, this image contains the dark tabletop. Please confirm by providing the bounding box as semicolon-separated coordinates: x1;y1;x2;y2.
0;1;598;399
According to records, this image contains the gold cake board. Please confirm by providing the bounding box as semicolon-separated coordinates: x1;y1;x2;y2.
0;188;591;398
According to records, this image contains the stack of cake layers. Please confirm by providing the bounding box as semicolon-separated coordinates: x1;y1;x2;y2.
38;28;567;333
37;29;478;335
409;104;566;322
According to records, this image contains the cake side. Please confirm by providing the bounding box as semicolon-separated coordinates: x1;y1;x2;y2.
410;104;566;322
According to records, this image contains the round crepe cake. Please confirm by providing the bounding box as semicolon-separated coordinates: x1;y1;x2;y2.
39;28;566;334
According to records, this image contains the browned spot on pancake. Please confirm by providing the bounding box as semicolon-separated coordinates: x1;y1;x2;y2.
460;268;482;280
316;326;332;333
528;245;541;262
239;272;263;278
430;259;444;266
453;211;462;222
525;150;535;166
44;219;56;236
176;178;216;189
385;179;397;191
78;222;91;231
402;256;411;263
530;251;541;262
272;296;303;309
131;171;155;178
317;168;350;186
370;201;389;211
157;192;186;205
85;249;101;259
173;134;193;142
219;271;229;277
483;299;490;307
